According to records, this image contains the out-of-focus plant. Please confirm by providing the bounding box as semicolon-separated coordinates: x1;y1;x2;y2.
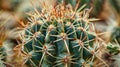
109;0;120;44
0;0;22;11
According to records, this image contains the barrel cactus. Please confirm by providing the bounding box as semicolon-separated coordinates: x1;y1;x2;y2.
19;2;108;67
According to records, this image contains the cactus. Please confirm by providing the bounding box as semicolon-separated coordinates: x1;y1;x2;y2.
108;0;120;44
0;48;6;67
110;27;120;44
107;43;120;55
104;41;120;67
0;27;9;67
18;2;109;67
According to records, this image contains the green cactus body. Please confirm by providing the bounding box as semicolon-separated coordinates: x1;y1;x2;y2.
109;0;120;44
110;27;120;44
21;3;104;67
0;47;7;67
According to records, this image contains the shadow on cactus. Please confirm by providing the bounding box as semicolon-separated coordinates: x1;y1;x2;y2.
18;2;109;67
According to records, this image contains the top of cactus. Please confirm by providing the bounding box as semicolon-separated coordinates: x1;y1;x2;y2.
27;2;97;23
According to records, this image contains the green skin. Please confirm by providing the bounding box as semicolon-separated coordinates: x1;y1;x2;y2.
23;19;96;67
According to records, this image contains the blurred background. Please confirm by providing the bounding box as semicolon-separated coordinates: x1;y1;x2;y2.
0;0;120;66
